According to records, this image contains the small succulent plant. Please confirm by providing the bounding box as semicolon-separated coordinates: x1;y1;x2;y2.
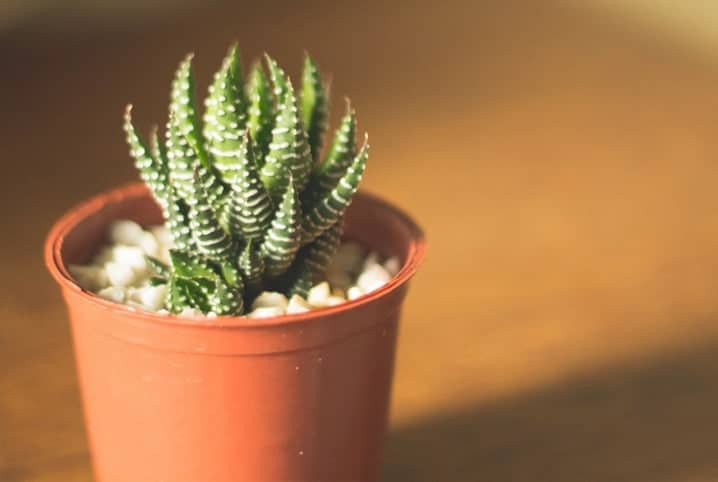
123;45;368;315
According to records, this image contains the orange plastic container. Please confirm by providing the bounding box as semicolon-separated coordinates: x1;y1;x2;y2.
45;183;425;482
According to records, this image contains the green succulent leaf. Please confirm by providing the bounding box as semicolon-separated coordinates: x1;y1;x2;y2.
174;277;212;313
265;55;289;102
302;136;368;244
166;187;195;251
226;133;274;240
246;62;274;164
238;239;264;300
124;106;171;214
301;53;329;163
203;44;249;182
187;169;235;259
148;276;168;287
261;178;302;278
209;276;243;315
145;255;170;278
170;53;210;167
169;249;217;279
303;102;356;206
260;79;312;200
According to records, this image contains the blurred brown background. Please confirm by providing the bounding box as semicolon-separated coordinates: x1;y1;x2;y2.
3;1;718;480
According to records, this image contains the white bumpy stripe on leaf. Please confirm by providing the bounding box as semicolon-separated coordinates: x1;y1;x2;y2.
246;62;274;165
203;44;249;182
261;179;302;278
302;137;368;244
124;106;170;215
300;54;329;163
226;133;274;240
260;67;312;200
238;239;264;299
187;169;235;259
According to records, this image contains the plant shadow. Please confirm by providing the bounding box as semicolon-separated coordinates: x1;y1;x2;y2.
384;340;718;482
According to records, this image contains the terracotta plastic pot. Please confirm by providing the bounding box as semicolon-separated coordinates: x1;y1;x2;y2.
45;182;425;482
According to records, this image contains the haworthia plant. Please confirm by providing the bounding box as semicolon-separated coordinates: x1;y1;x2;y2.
124;46;369;315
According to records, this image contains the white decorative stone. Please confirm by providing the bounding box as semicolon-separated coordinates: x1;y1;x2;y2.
251;291;289;310
129;284;167;311
68;265;109;291
178;307;203;318
109;220;144;246
357;264;391;293
363;251;380;270
248;306;285;319
111;245;147;272
206;311;218;319
149;225;174;248
307;282;331;307
326;296;345;306
347;286;364;300
384;256;401;276
287;295;312;314
138;231;160;257
156;309;170;315
104;261;137;287
97;286;125;303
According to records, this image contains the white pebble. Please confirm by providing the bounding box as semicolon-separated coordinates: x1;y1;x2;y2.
328;242;364;275
287;295;312;314
347;286;364;300
138;232;160;257
69;265;109;291
307;282;331;307
251;291;289;310
363;251;380;270
178;307;203;318
149;225;174;248
104;261;137;287
156;309;170;315
357;264;391;293
97;286;125;303
326;296;345;306
384;256;401;276
128;284;167;311
112;245;147;272
248;306;285;319
206;311;218;319
109;220;145;246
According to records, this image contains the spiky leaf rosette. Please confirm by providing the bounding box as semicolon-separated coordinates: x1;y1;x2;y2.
261;179;302;278
260;79;312;201
246;62;274;164
282;218;344;298
302;137;368;244
303;103;356;206
187;169;235;259
301;54;329;163
238;239;264;299
203;45;249;182
226;133;274;240
124;106;171;215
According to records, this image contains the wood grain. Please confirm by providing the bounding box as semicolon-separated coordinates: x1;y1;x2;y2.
3;1;718;480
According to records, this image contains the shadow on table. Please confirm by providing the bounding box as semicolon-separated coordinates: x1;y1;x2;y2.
384;339;718;482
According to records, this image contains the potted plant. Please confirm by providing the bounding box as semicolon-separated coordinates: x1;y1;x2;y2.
45;44;425;482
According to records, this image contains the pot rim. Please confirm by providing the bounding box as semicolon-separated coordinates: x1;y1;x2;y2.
45;182;426;329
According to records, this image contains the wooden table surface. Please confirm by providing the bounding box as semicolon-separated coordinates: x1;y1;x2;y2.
3;1;718;480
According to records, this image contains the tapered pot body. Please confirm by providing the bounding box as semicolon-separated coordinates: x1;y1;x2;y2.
45;183;425;482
